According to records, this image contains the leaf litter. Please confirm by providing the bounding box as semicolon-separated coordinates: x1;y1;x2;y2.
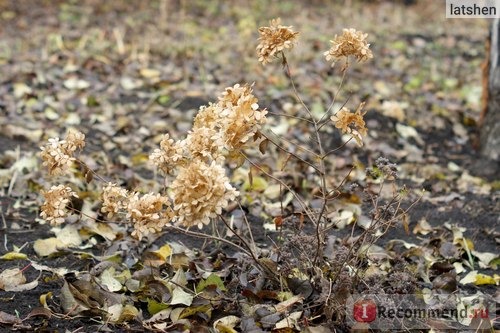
0;1;498;332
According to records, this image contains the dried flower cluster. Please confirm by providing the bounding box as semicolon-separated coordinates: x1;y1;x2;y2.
126;193;173;240
40;185;78;225
40;129;85;175
324;28;373;65
101;183;175;239
193;104;220;130
149;134;186;174
256;18;299;65
331;103;368;146
148;84;266;230
218;84;268;151
185;127;224;164
101;182;130;219
171;160;238;229
150;84;267;170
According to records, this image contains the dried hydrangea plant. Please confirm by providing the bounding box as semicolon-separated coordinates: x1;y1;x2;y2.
38;20;380;249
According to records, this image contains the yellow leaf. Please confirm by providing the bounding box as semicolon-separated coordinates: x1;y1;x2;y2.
462;238;474;251
143;244;173;267
460;271;499;285
147;298;169;315
0;252;27;260
39;292;53;308
474;273;498;285
131;153;150;166
34;238;64;257
243;176;268;192
140;68;161;78
179;304;211;319
154;244;173;261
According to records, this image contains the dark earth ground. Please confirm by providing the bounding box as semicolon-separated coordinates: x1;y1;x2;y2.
0;0;499;332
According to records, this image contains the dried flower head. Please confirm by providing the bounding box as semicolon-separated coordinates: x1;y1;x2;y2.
40;184;78;225
40;129;86;176
184;127;224;163
331;102;368;146
193;104;221;130
149;134;186;174
64;128;85;153
218;84;267;151
126;192;173;240
218;83;256;108
101;182;130;219
171;160;238;229
256;18;299;65
324;28;373;65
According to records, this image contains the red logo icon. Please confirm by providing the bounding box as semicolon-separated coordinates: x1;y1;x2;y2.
353;299;377;322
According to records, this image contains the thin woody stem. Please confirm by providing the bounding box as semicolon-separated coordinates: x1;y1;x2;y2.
260;132;323;175
281;52;314;122
319;65;349;125
268;111;314;124
218;214;279;279
281;52;328;264
74;158;107;183
240;151;317;226
322;137;353;159
267;129;321;158
167;224;252;258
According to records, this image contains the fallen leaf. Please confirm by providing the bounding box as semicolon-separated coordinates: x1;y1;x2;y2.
274;295;304;313
459;271;499;285
7;279;38;292
170;287;194;306
471;250;499;269
24;307;52;320
274;311;302;330
413;218;433;235
196;273;226;293
99;267;122;292
171;268;188;287
54;224;83;247
33;237;64;257
0;311;22;325
395;123;424;145
214;315;240;333
0;268;26;291
143;243;173;267
0;251;28;260
63;78;90;90
140;68;161;78
30;261;71;276
243;176;268;192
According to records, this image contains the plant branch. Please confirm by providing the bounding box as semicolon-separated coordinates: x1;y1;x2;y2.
240;151;317;226
166;224;252;258
260;132;323;175
268;111;314;124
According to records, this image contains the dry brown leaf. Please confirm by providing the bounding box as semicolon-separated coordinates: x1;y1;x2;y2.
0;268;26;291
0;311;22;325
